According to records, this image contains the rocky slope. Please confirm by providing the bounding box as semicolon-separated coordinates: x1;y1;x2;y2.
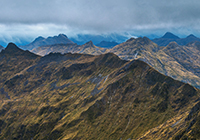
109;37;200;89
0;45;4;52
30;36;200;89
0;43;200;139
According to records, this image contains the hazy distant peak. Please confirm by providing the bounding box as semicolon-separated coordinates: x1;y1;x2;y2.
58;34;68;38
162;32;180;39
186;34;197;38
22;34;74;50
34;36;45;42
152;32;200;46
85;40;94;45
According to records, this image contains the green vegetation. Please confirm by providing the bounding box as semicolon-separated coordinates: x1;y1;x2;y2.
0;43;200;139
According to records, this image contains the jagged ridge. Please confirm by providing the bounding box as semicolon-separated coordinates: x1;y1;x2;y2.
0;43;199;139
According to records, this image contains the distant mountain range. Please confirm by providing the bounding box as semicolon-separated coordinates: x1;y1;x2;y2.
0;43;200;139
19;33;130;50
96;41;119;48
31;41;106;56
20;32;200;51
1;32;200;49
152;32;200;46
69;33;130;45
22;34;74;50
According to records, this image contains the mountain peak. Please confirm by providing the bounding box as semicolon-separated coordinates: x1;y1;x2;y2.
33;36;45;42
5;42;22;51
162;32;180;39
58;34;68;38
22;34;74;50
1;43;24;54
186;34;197;38
137;36;151;45
85;40;94;45
165;41;180;50
126;37;136;42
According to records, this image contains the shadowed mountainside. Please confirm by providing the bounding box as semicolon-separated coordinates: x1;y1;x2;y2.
0;45;4;52
0;43;200;139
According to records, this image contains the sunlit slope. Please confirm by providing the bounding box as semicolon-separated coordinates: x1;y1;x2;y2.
0;43;200;139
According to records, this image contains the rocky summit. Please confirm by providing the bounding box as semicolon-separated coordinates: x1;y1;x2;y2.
0;43;200;139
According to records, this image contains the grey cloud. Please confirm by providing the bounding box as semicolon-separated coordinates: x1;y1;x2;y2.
0;0;200;38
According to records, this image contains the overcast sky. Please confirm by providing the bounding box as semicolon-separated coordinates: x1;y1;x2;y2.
1;0;200;44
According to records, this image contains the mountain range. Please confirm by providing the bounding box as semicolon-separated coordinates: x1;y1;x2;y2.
22;34;75;50
20;32;200;50
69;33;130;45
0;32;199;49
96;41;119;48
20;33;128;51
31;41;106;56
30;35;200;89
152;32;200;46
109;37;200;89
0;43;200;139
